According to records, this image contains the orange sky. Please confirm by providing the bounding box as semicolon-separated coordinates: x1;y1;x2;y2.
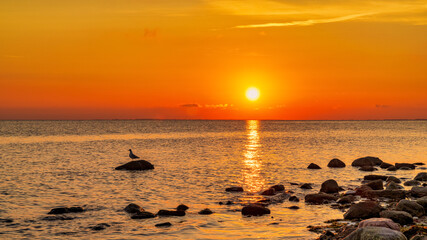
1;0;426;120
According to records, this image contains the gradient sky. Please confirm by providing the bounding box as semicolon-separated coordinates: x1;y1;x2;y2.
1;0;426;120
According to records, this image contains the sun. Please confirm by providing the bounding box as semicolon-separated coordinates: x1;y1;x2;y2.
246;87;260;101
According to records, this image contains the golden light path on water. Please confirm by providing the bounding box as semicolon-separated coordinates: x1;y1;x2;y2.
242;120;265;194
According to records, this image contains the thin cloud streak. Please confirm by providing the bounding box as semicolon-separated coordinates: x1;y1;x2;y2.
235;13;374;29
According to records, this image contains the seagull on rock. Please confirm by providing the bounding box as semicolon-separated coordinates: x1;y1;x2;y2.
129;149;140;159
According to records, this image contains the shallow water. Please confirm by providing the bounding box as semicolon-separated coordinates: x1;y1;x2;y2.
0;120;426;239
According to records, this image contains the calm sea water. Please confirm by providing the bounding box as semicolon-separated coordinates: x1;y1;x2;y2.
0;120;426;239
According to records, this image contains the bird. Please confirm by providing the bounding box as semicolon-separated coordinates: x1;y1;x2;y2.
128;149;140;159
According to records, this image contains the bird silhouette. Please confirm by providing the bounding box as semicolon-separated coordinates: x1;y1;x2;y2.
129;149;140;159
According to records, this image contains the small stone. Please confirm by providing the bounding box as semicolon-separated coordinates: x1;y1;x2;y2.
387;166;397;171
386;176;401;183
320;179;340;193
288;206;299;210
226;186;243;192
327;158;346;168
157;210;186;217
124;203;143;214
198;208;213;215
176;204;189;211
131;211;156;219
155;222;172;227
307;163;321;169
241;204;270;216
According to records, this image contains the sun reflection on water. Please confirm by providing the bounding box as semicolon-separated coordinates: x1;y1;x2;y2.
242;120;265;195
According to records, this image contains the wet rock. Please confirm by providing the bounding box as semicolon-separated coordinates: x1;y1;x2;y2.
300;183;312;189
366;190;407;200
305;193;338;204
387;166;397;171
413;162;425;166
344;190;356;196
386;181;404;190
0;218;13;223
270;184;285;191
403;225;427;239
157;210;185;217
288;206;299;210
261;188;276;196
355;185;373;197
131;211;155;219
48;207;85;215
404;180;421;186
380;210;413;225
241;204;270;216
380;162;393;169
414;172;427;181
364;175;388;181
124;203;144;214
386;176;402;183
358;218;400;230
290;182;299;185
226;186;243;192
115;160;154;171
396;200;425;217
359;166;377;172
410;186;427;197
395;163;416;170
343;201;382;220
401;167;413;170
410;235;427;240
198;208;213;215
289;196;299;202
344;226;407;240
320;179;340;194
416;196;427;211
327;158;346;168
155;222;172;227
226;200;234;205
365;179;384;190
337;195;355;204
90;223;110;231
42;216;75;221
352;156;382;167
265;192;291;204
308;163;321;169
176;204;189;211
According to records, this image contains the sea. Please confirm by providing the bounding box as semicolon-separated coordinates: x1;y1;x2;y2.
0;120;426;239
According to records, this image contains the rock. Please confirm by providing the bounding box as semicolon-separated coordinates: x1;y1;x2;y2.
387;166;397;171
157;210;186;217
48;207;85;215
131;211;156;219
226;186;243;192
413;162;425;166
386;181;404;190
124;203;144;214
404;180;421;186
380;162;393;169
410;186;427;197
327;158;346;168
320;179;340;194
261;188;276;196
364;175;388;181
365;179;384;190
403;225;427;239
344;190;356;196
359;166;377;171
300;183;312;189
414;172;427;181
0;218;13;223
416;197;427;211
155;222;172;227
343;201;382;220
198;208;213;215
352;156;382;167
241;204;270;216
90;223;110;231
358;218;400;230
289;196;299;202
177;204;189;211
290;182;299;185
42;216;75;221
115;160;154;171
410;235;427;240
344;226;407;240
308;163;321;169
380;210;413;225
288;206;299;210
395;163;416;170
265;192;291;204
400;167;413;170
305;193;338;204
366;190;407;200
270;184;285;191
396;200;425;217
387;176;402;183
337;195;355;204
355;185;374;197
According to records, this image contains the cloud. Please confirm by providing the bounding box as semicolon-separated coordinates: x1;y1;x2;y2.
180;104;200;108
234;13;373;28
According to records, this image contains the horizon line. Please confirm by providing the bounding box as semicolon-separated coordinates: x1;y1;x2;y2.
0;118;426;121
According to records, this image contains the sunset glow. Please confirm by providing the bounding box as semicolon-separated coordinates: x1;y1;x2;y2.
246;87;260;102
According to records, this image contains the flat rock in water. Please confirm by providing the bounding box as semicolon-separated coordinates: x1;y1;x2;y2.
307;163;321;169
90;223;110;231
387;166;397;171
343;201;381;220
380;210;413;225
364;175;388;181
366;190;407;199
226;186;243;192
48;206;85;214
414;172;427;181
358;218;400;231
359;166;377;172
320;179;340;193
157;210;185;216
241;204;270;216
155;222;172;227
198;208;213;215
131;211;155;219
305;193;338;204
115;160;154;171
395;199;425;217
344;226;407;240
352;156;382;167
395;163;416;170
327;158;346;168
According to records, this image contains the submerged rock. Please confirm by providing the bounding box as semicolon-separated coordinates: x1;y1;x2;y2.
380;162;393;169
414;172;427;181
176;204;189;211
48;206;85;215
198;208;213;215
327;158;346;168
241;204;270;216
380;210;413;225
358;218;400;231
344;226;407;240
308;163;321;169
115;160;154;171
300;183;313;189
364;175;388;181
124;203;144;214
387;166;397;171
289;196;299;202
366;190;407;200
343;201;382;220
42;216;75;221
352;156;382;167
359;166;377;172
226;186;244;192
270;184;285;191
131;211;156;219
395;200;425;217
157;210;185;216
320;179;340;194
305;193;338;204
155;222;172;227
395;163;416;170
90;223;110;231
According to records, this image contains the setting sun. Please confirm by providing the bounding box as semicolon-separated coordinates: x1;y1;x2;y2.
246;87;260;101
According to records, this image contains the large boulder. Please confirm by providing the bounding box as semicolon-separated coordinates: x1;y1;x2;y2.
395;163;416;170
380;210;413;225
352;156;382;167
320;179;340;193
365;179;384;190
307;163;321;169
344;226;407;240
396;200;425;217
358;218;400;231
327;158;346;168
115;160;154;171
414;172;427;181
344;201;382;220
410;187;427;197
241;204;270;216
364;175;388;181
305;193;338;204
